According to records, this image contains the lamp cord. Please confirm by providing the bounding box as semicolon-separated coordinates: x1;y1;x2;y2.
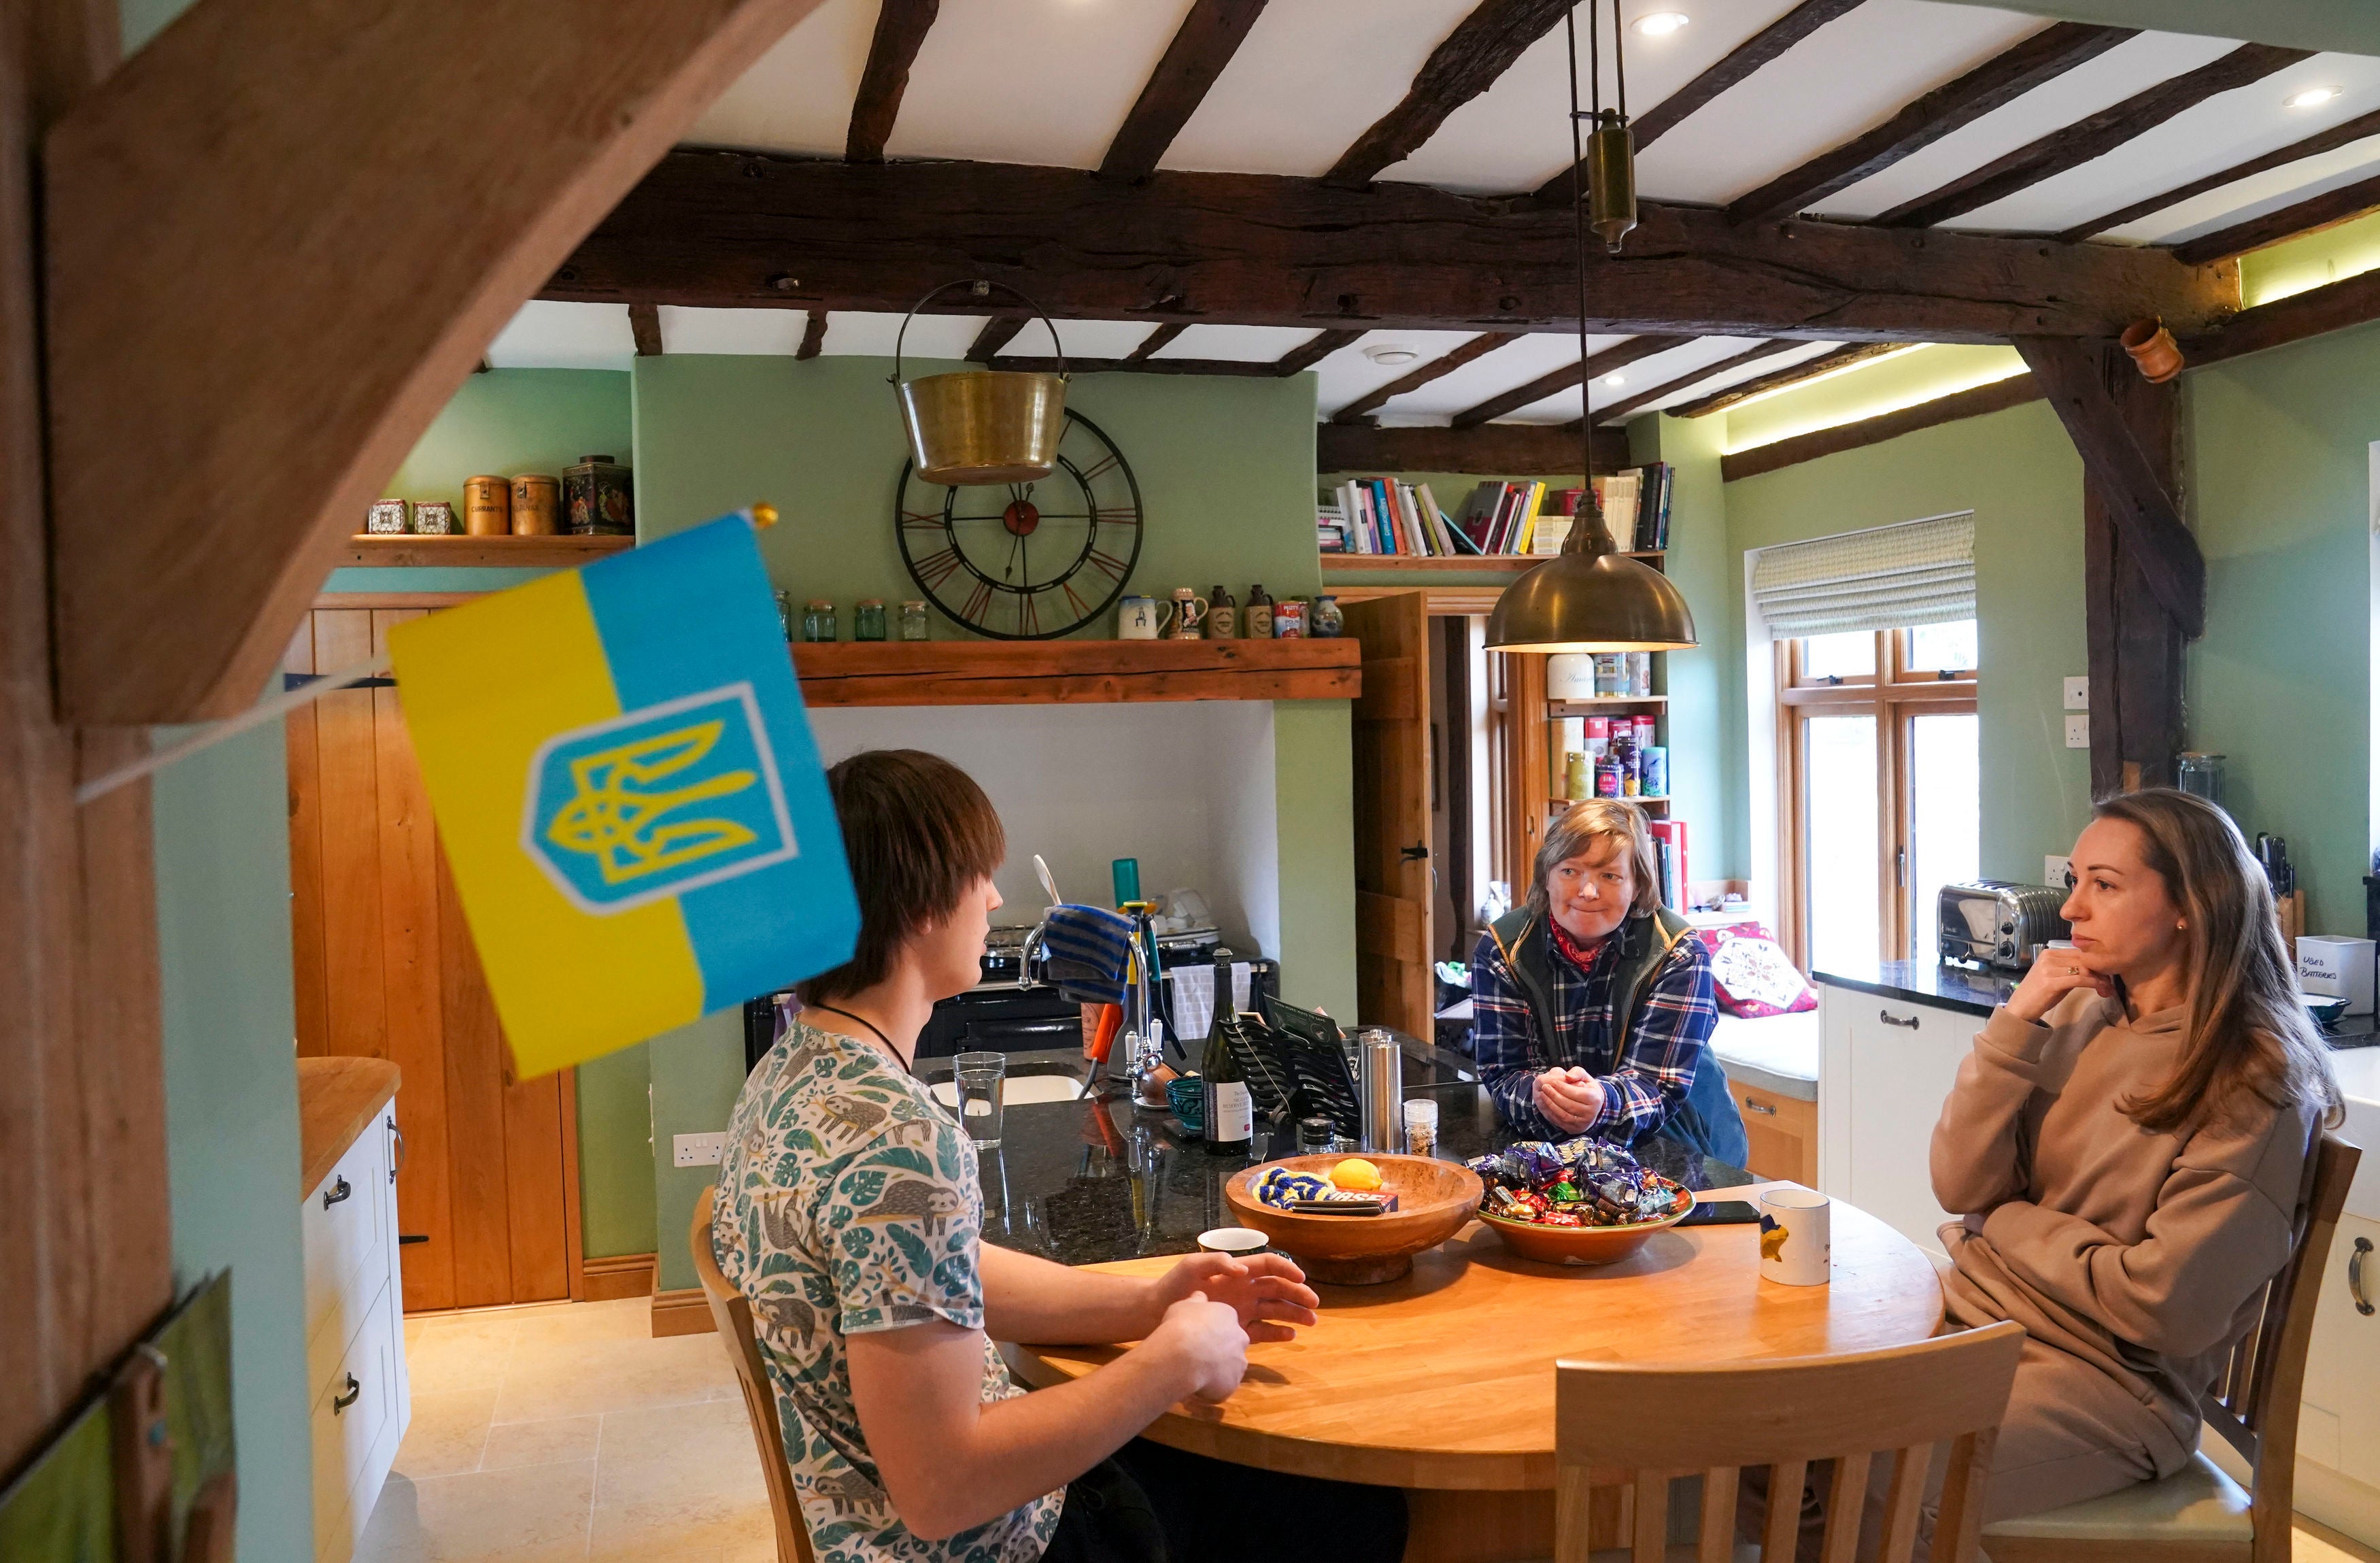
1565;5;1610;556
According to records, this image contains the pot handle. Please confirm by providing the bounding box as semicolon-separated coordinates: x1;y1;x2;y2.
890;280;1070;387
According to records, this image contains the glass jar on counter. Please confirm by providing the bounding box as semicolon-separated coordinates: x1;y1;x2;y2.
900;601;930;641
773;589;793;641
2177;752;2225;810
801;599;836;643
854;599;887;642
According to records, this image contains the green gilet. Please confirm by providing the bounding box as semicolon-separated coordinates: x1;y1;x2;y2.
1487;903;1693;1058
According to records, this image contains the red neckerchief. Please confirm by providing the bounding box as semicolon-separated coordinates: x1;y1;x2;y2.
1547;917;1612;975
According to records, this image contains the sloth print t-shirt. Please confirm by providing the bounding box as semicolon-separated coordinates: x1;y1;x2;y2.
713;1018;1064;1563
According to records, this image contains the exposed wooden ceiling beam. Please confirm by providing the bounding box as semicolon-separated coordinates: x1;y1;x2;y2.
966;315;1028;362
1328;0;1574;188
2015;336;2203;637
1878;43;2312;229
1329;332;1519;424
2183;263;2380;367
1450;335;1691;426
1595;339;1805;423
1099;0;1270;182
549;152;2235;343
796;309;828;359
846;0;940;163
1536;0;1865;203
1318;420;1629;476
2058;106;2380;241
1273;327;1363;375
628;300;663;356
1720;373;2041;481
1127;322;1187;360
1665;341;1899;416
986;355;1309;377
2171;170;2380;266
1726;22;2133;226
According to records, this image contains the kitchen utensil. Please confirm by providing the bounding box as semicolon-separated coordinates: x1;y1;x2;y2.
1197;1228;1270;1256
1355;1028;1404;1154
1758;1187;1831;1286
891;281;1068;485
1034;854;1062;909
1222;1154;1482;1284
1477;1180;1695;1268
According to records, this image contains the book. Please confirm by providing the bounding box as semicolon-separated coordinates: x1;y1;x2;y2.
1648;820;1687;909
1512;482;1548;554
1318;522;1346;552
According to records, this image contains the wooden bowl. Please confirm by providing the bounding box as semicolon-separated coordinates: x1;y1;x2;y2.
1223;1154;1484;1285
1478;1182;1695;1267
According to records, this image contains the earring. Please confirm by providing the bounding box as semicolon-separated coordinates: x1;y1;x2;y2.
2177;920;2187;930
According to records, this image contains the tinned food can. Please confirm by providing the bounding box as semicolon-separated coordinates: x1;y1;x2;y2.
1272;599;1306;638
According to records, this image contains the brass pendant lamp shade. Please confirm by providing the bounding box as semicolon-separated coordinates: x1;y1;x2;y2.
1488;0;1695;656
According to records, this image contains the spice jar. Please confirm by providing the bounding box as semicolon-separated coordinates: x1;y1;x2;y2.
462;475;511;537
510;474;561;536
773;590;793;641
900;601;930;641
1205;584;1237;639
854;600;887;642
1564;752;1590;801
1244;584;1274;640
801;600;836;643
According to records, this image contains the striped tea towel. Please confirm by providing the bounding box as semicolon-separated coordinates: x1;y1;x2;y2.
1039;904;1136;1005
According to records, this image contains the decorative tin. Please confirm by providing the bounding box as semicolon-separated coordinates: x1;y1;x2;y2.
366;498;409;535
411;501;457;535
563;454;634;537
510;474;561;536
462;475;511;537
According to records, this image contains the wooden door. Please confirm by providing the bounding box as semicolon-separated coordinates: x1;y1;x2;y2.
1344;593;1433;1035
286;606;579;1312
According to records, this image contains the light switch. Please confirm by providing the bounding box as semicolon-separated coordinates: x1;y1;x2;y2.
673;1132;726;1168
2063;677;2089;711
2064;713;2089;749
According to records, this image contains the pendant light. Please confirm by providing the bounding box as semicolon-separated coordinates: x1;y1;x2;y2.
1486;0;1697;655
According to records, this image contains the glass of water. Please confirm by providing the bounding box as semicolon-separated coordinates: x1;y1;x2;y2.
953;1052;1007;1148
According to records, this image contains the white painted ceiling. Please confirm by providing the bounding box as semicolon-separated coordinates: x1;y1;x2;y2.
488;0;2380;429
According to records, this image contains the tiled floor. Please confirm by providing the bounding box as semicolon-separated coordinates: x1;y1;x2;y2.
363;1296;2380;1563
356;1296;775;1563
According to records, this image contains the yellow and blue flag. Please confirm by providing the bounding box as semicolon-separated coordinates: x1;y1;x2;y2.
388;511;856;1076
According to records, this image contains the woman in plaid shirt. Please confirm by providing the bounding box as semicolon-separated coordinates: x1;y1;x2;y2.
1469;800;1748;1165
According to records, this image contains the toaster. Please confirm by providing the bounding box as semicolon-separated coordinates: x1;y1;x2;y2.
1938;880;2071;970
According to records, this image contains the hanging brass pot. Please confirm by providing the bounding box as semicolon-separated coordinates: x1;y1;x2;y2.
889;280;1070;485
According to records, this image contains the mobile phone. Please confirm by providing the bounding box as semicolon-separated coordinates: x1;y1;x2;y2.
1678;1200;1763;1226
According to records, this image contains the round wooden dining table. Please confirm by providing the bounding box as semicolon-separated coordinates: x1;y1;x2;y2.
1007;1182;1945;1563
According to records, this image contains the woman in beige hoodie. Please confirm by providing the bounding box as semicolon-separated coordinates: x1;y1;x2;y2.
1909;788;2341;1548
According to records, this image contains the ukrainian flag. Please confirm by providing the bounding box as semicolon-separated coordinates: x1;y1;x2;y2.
389;512;855;1077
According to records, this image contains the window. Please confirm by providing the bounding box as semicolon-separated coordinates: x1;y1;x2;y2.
1778;623;1977;972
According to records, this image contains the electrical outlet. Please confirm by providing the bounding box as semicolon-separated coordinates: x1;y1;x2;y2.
2064;713;2089;749
2062;676;2089;711
673;1132;726;1168
2045;855;2072;890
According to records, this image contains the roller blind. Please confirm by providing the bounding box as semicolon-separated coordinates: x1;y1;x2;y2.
1750;512;1975;637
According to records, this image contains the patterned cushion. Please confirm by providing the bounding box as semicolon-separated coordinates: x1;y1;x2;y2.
1693;922;1820;1019
1980;1452;2253;1543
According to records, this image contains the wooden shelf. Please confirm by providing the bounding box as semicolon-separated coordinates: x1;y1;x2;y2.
342;533;632;568
1320;550;1662;575
790;637;1359;707
1549;795;1671;809
1550;697;1667;713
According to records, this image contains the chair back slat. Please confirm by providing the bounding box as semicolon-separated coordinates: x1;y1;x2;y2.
1759;1457;1807;1562
692;1186;820;1563
1874;1443;1930;1562
1697;1466;1741;1563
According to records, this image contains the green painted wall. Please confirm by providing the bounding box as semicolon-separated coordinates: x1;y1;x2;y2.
155;718;313;1563
577;1042;657;1258
388;368;632;514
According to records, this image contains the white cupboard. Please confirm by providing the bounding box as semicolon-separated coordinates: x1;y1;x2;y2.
1817;983;1982;1258
303;1093;411;1563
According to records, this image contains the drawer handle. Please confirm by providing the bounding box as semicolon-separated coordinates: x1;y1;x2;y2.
2353;1237;2375;1318
1880;1009;1920;1030
322;1175;352;1209
1743;1099;1778;1115
390;1118;406;1183
333;1373;361;1413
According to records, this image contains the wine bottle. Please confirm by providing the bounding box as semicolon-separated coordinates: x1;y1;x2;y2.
1202;1016;1253;1156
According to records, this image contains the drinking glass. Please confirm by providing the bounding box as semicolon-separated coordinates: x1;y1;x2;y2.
953;1051;1007;1148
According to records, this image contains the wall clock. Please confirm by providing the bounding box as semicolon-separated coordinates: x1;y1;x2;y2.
895;409;1143;640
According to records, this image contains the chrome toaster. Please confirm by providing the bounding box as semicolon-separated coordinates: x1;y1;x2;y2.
1938;880;2071;970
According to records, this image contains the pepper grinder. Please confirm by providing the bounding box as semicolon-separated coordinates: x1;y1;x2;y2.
1355;1028;1404;1155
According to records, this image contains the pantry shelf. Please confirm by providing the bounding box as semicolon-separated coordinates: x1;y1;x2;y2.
789;637;1360;707
342;533;632;568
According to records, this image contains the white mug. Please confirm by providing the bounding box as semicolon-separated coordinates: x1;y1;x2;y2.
1758;1187;1831;1286
1118;595;1161;639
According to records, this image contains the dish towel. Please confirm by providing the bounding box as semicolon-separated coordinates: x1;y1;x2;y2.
1039;904;1137;1005
1166;962;1255;1041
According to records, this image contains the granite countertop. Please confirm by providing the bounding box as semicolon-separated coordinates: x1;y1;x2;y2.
921;1043;1751;1266
1814;960;2380;1049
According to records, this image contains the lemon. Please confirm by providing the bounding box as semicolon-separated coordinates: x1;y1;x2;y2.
1330;1157;1383;1191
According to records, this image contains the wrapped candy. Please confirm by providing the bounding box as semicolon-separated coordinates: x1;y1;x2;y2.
1474;1137;1686;1228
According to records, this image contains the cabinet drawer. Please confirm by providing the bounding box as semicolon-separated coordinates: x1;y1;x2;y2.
302;1122;388;1343
1736;1085;1816;1186
311;1278;395;1563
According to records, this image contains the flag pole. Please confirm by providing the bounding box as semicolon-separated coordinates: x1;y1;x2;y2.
75;652;393;806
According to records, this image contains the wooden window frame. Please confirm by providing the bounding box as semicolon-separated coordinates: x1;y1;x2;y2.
1776;628;1977;972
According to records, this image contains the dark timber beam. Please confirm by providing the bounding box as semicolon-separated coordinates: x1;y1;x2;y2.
1099;0;1269;182
966;315;1028;362
1330;332;1519;424
1718;373;2041;480
989;355;1309;377
2077;343;2187;794
2016;336;2204;640
1666;342;1897;417
1597;338;1805;423
2183;265;2380;367
2060;106;2380;241
2171;169;2380;266
1328;0;1572;188
1537;0;1863;202
1451;335;1691;426
846;0;940;163
796;309;827;359
1879;44;2311;229
549;152;2237;343
1727;22;2132;225
1318;420;1629;475
1274;328;1363;375
1127;322;1187;360
628;300;662;356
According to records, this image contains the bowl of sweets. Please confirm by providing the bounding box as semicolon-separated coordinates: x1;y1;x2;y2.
1465;1139;1694;1266
1223;1154;1483;1285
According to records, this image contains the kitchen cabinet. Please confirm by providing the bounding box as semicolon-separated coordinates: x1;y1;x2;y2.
1818;981;1979;1257
2301;1212;2380;1488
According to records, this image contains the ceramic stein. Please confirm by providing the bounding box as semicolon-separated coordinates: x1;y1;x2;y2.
1167;588;1209;639
1117;595;1161;639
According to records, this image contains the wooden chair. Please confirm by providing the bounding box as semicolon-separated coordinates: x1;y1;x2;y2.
1552;1319;2027;1563
692;1185;820;1563
1981;1132;2361;1563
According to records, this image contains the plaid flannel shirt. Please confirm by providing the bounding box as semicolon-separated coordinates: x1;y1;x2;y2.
1469;920;1718;1143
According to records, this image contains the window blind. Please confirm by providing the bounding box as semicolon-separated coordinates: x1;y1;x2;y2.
1750;512;1975;637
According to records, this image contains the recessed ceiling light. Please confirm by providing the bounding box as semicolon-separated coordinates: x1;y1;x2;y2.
2287;85;2343;109
1633;12;1689;36
1363;345;1421;365
1603;373;1628;386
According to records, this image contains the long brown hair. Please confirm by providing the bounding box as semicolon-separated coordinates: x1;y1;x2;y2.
2090;789;2341;1135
